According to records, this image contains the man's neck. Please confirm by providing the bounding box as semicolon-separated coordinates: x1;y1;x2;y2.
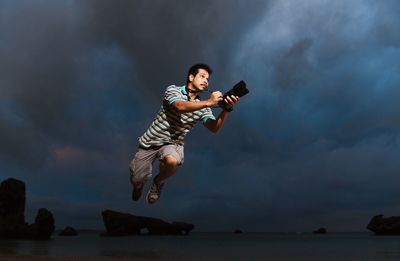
186;84;199;100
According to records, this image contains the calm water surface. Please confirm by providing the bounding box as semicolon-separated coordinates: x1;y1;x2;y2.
1;232;400;260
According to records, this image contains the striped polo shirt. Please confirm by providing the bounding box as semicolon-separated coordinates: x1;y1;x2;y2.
138;85;216;148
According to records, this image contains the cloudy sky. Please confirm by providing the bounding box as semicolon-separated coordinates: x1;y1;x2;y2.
1;0;399;232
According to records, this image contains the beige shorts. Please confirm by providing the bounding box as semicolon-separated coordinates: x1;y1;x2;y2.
129;144;184;184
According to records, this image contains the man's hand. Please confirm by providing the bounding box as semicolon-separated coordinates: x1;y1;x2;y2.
207;91;223;107
203;94;241;133
222;95;240;111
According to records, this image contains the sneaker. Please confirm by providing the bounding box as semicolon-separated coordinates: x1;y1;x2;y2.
146;178;165;204
132;179;147;201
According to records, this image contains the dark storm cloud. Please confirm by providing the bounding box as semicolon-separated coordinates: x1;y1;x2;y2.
272;38;314;90
179;132;400;232
0;3;133;170
235;0;400;146
1;0;400;232
0;109;50;168
77;0;271;92
0;1;79;167
180;0;400;231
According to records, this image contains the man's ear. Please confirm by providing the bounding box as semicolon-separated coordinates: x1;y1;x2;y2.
188;74;194;82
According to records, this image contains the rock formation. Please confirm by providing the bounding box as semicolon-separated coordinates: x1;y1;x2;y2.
367;215;400;235
0;178;55;240
28;208;55;240
0;178;28;239
59;226;78;236
101;209;194;236
313;227;327;234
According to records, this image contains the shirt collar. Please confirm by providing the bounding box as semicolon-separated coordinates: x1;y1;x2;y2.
182;85;200;101
181;85;188;95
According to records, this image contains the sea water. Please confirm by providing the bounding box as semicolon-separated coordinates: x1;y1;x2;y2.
1;232;400;260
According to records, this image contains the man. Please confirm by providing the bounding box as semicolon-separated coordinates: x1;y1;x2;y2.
129;63;240;204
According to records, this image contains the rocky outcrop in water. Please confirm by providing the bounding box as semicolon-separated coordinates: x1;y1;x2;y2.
0;178;55;240
101;209;194;236
59;226;78;236
0;178;28;239
313;227;327;234
28;208;55;240
367;215;400;235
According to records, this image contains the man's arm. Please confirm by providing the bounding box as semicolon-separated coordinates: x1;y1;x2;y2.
203;95;240;133
172;91;222;113
172;100;212;113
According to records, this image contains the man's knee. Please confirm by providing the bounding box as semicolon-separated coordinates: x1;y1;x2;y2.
163;155;179;168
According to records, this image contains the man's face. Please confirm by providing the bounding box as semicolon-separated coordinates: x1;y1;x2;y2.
189;68;209;91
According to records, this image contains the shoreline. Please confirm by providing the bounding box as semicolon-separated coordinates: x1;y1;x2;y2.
0;254;260;261
0;255;193;261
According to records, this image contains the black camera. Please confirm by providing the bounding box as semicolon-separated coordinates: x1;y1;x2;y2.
218;80;249;108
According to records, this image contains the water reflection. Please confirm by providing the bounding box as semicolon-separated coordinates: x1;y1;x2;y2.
0;239;21;255
0;239;51;256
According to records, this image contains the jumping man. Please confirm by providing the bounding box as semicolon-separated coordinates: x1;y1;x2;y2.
129;63;240;204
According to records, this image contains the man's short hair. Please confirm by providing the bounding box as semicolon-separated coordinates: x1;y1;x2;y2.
187;63;213;84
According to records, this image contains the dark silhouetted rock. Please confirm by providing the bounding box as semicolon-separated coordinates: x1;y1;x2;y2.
0;178;55;240
59;226;78;236
0;178;26;224
0;178;28;239
101;210;143;236
367;215;400;235
101;209;194;236
313;227;327;234
28;208;55;240
234;229;243;234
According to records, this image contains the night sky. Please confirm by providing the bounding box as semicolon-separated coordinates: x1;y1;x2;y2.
1;0;400;232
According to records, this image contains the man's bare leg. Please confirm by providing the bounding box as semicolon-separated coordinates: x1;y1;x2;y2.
155;155;178;183
147;155;178;204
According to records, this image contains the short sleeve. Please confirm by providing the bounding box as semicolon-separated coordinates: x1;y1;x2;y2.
164;85;185;105
201;107;216;122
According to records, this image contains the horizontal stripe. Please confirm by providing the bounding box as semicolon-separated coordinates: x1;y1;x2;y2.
149;126;169;140
168;97;186;105
202;116;216;122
